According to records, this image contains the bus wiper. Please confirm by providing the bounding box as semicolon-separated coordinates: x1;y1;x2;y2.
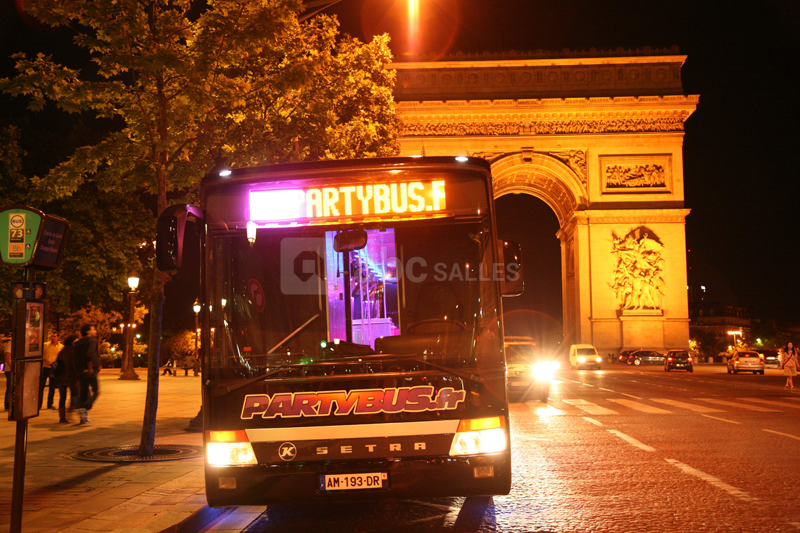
327;353;484;385
212;366;293;397
266;314;320;355
410;358;483;384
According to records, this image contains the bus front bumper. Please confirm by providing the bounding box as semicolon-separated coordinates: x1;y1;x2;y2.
205;453;511;506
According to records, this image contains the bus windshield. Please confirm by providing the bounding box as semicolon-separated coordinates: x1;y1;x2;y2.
206;216;501;381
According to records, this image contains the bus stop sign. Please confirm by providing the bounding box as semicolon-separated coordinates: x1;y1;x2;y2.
0;205;69;269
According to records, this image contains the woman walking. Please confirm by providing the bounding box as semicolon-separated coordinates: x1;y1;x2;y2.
782;341;797;391
54;334;80;423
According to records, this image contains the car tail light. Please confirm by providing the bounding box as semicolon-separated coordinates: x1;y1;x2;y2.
668;357;673;361
207;430;257;466
688;357;692;363
760;359;764;365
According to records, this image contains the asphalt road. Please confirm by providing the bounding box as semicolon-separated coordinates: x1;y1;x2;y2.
202;364;800;533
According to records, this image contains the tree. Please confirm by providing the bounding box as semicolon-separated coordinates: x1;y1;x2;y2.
1;0;399;455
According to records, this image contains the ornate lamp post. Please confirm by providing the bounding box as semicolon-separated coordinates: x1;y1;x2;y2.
193;298;201;359
120;270;141;380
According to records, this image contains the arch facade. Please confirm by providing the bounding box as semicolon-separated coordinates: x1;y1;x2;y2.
391;50;698;353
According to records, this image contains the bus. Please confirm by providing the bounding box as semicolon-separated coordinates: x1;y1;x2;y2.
156;156;523;506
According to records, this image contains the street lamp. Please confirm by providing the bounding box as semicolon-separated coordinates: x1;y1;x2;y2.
120;270;141;380
193;298;201;359
727;330;742;348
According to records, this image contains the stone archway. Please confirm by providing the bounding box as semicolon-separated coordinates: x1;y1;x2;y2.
489;152;584;347
391;49;696;353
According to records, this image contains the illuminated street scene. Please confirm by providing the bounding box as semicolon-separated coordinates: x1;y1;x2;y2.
1;1;798;532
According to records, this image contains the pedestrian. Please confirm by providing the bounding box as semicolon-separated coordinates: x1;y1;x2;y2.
183;354;195;376
192;357;200;377
74;324;101;424
41;331;63;410
781;342;797;391
162;353;175;376
3;339;11;411
53;334;79;423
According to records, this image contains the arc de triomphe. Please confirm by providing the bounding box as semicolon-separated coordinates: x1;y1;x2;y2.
391;48;698;354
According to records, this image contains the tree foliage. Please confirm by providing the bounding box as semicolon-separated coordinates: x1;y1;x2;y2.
1;0;399;202
1;0;399;455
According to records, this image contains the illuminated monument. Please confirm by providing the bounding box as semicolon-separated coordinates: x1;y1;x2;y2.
391;47;698;352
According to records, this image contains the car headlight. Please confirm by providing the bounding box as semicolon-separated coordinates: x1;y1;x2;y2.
595;357;602;363
450;417;507;456
578;356;586;363
207;431;257;466
533;361;557;382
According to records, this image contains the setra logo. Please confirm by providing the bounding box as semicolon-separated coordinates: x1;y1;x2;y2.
278;442;297;461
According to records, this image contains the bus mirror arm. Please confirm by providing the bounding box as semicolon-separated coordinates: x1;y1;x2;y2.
156;204;203;272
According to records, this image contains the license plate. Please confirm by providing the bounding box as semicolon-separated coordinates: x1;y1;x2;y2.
320;472;388;491
676;364;684;367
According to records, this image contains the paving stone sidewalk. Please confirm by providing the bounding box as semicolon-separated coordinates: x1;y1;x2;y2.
0;370;221;533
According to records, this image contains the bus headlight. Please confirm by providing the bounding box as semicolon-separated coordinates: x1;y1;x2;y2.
207;431;257;466
449;417;507;456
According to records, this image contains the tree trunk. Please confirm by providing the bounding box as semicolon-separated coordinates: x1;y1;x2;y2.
139;273;164;456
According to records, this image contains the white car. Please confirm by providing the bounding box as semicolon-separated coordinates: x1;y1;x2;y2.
727;350;764;375
569;344;602;370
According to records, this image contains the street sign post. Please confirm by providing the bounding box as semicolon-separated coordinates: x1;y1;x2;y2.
1;205;70;533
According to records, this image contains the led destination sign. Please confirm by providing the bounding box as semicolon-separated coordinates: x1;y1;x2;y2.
249;180;446;223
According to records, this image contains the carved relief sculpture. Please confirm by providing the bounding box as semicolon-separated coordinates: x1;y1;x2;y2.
400;118;684;137
605;164;666;188
550;150;587;188
610;227;665;311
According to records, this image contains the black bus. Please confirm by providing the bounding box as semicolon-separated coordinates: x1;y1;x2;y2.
157;156;522;505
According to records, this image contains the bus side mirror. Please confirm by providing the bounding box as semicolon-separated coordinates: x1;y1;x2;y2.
334;229;368;253
156;204;203;272
501;240;524;297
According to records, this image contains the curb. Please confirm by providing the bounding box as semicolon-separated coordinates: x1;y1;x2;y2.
159;505;231;533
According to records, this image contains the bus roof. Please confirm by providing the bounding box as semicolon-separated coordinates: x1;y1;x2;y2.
202;156;492;188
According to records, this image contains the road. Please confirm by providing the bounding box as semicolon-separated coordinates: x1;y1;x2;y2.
202;364;800;533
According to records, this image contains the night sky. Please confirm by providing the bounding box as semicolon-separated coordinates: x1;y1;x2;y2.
2;0;799;331
327;0;800;325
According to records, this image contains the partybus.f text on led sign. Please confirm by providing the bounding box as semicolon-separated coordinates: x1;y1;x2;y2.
249;181;446;223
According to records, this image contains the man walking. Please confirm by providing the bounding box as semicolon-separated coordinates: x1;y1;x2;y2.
41;331;63;410
74;324;100;424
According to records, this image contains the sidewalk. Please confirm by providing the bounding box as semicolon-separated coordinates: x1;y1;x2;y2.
0;370;221;533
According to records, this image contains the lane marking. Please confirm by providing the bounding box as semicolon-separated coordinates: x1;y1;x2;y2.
620;393;642;400
403;501;457;512
693;398;782;412
530;405;564;417
582;383;595;387
562;399;618;415
762;429;800;441
665;458;757;502
738;398;800;409
599;388;615;392
700;414;741;425
607;399;672;414
607;429;655;452
582;417;603;426
651;398;725;413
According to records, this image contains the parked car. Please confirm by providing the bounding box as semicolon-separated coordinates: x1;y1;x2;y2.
664;350;693;372
618;349;636;364
569;344;602;370
627;350;665;366
505;336;559;402
726;350;764;374
757;349;780;369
